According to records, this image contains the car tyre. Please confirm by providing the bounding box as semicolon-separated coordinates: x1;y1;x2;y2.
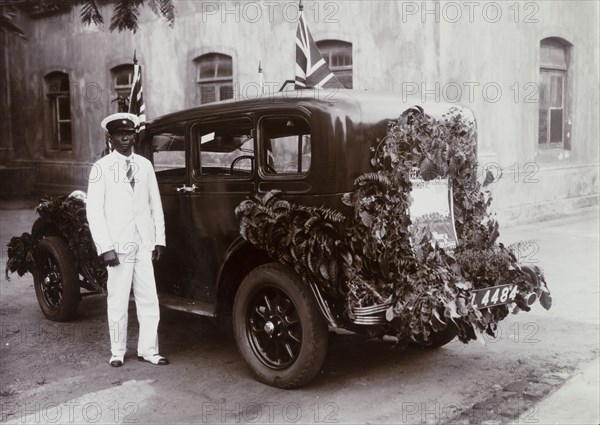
233;262;328;389
33;236;80;322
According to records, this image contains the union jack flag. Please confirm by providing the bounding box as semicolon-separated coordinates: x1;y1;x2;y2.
294;10;340;89
128;60;146;133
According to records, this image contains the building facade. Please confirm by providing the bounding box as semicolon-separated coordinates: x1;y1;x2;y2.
1;0;598;224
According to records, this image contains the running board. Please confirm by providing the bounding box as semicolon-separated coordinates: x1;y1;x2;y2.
157;292;217;317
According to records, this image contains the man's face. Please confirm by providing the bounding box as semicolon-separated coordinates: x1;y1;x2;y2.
110;129;136;156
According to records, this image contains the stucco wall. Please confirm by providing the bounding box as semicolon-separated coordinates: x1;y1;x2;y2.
1;0;598;223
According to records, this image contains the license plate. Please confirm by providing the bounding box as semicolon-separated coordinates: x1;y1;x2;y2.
471;284;518;309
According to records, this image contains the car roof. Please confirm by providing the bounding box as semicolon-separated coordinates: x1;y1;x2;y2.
146;89;473;130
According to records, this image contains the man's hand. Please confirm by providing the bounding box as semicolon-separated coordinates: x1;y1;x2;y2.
152;245;165;261
100;250;120;267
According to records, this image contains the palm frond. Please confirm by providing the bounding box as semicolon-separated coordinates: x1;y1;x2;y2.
148;0;175;28
0;6;27;39
110;0;143;33
79;0;103;26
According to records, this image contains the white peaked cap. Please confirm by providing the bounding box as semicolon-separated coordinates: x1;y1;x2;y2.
101;113;140;131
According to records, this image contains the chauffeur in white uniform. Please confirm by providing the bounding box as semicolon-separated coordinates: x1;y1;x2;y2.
87;113;168;367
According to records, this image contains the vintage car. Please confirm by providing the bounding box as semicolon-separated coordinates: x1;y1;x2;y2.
9;88;551;389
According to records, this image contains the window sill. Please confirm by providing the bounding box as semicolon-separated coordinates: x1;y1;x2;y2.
534;147;572;163
43;149;75;161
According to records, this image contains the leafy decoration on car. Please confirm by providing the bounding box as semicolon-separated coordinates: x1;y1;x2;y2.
5;196;107;288
237;197;352;298
236;106;552;344
5;233;36;279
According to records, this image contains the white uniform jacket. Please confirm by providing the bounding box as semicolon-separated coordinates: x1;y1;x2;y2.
86;150;166;254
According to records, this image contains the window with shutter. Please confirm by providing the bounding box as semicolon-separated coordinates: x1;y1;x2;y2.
539;38;571;149
194;53;234;104
316;40;353;89
44;72;72;151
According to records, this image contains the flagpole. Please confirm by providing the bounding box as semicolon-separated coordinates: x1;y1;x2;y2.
258;60;264;95
293;0;341;90
133;49;137;65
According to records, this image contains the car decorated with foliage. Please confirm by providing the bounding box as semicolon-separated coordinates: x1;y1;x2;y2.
6;88;552;388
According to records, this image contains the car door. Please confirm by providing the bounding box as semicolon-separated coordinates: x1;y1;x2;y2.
187;114;256;303
148;124;195;297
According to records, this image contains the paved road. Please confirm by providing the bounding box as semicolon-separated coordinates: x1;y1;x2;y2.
0;201;598;424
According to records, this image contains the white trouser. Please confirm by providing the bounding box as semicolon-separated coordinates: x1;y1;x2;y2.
106;229;160;357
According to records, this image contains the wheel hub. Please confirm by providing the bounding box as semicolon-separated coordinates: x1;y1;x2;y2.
264;321;275;335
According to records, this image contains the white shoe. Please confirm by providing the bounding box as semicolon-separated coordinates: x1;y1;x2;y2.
137;354;169;365
109;354;124;367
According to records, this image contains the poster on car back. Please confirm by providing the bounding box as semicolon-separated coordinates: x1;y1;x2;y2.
408;169;458;253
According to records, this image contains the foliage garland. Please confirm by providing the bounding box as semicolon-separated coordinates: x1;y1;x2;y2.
5;196;106;287
236;105;552;344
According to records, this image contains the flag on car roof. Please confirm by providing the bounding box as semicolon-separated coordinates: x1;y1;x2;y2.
294;4;340;89
128;52;146;134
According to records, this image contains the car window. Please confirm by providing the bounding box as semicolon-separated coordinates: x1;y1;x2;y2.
260;117;311;175
152;129;186;180
196;119;254;177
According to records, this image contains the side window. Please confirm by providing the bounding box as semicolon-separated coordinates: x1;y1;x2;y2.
152;129;186;180
260;117;311;175
196;119;254;177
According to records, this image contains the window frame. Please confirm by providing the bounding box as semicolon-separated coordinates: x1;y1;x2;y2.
111;64;135;109
191;116;256;182
44;71;72;152
538;38;572;151
257;114;312;180
194;53;234;104
149;124;188;184
316;39;353;89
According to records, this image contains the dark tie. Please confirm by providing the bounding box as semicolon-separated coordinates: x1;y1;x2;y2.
126;159;135;190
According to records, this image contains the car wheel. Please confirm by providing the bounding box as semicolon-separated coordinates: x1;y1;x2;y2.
233;263;328;389
33;236;80;322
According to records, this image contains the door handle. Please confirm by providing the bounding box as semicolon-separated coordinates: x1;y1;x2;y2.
175;184;198;193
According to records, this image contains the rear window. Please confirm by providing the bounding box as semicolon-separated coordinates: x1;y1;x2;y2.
260;117;311;175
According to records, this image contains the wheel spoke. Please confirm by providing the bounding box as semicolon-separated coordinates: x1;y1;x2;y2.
39;254;65;309
284;342;294;359
249;318;264;333
280;297;291;313
254;305;267;320
273;341;282;365
263;295;273;313
246;284;305;370
284;313;299;326
287;330;301;343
